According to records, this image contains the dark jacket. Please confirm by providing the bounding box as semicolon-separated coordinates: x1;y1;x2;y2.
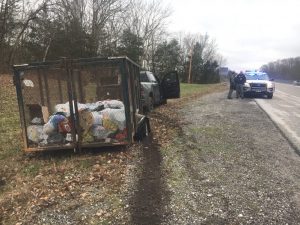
229;73;236;90
234;72;246;85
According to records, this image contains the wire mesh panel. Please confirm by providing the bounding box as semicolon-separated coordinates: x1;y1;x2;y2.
15;63;76;151
72;60;129;146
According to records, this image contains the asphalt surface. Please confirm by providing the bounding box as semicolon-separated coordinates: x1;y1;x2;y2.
255;82;300;153
274;82;300;97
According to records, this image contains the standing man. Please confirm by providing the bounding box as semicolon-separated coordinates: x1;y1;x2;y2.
234;71;246;99
227;71;236;99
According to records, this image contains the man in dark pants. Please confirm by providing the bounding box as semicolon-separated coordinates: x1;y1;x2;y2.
234;71;246;99
227;71;236;99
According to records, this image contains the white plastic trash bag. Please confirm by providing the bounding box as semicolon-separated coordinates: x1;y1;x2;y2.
54;103;70;116
55;101;87;116
31;117;42;124
27;125;44;143
101;108;126;130
91;111;103;125
91;125;111;139
102;100;124;109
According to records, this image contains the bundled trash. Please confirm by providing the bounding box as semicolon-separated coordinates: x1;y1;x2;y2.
27;100;127;146
77;100;126;142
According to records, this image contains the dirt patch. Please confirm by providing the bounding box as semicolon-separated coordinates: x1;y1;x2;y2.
124;85;228;224
129;134;170;225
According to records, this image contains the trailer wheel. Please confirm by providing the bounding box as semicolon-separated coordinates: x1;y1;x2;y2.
134;117;151;141
144;118;150;136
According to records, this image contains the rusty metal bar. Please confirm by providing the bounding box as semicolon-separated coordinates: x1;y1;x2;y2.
24;145;74;153
119;59;132;143
43;70;51;111
96;67;101;100
129;62;137;130
69;62;82;152
63;58;78;152
37;69;45;106
77;69;84;102
58;71;63;103
13;68;29;150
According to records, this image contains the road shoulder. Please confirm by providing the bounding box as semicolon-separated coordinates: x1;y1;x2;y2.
157;91;300;224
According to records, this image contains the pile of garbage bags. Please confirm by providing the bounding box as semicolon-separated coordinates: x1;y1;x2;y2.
27;100;127;146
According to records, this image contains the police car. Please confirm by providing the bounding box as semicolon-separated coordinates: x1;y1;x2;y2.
243;71;275;99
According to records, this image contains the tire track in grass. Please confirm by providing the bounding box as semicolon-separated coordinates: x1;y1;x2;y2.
129;134;170;225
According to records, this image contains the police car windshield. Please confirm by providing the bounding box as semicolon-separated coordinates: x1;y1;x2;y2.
245;72;270;80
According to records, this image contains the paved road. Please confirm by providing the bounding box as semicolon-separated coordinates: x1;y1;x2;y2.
255;82;300;152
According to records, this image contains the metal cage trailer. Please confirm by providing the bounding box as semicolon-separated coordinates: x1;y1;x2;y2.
13;57;149;152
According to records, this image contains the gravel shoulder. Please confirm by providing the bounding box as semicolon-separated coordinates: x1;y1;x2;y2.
156;91;300;224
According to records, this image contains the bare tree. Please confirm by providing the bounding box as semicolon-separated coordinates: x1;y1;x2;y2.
215;54;227;68
0;0;20;70
122;0;172;67
261;57;300;80
200;34;217;64
8;0;50;65
1;0;223;78
87;0;128;55
179;32;221;83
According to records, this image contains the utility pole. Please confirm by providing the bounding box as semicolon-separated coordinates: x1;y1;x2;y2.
188;48;193;83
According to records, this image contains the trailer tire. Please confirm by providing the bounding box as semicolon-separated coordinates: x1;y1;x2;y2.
134;117;151;141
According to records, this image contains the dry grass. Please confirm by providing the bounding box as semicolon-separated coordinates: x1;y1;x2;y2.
0;75;21;160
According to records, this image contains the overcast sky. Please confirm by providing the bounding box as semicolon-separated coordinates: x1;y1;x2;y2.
168;0;300;71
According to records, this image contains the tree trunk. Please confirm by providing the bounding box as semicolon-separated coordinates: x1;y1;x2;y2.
188;51;193;83
43;38;52;62
8;1;47;65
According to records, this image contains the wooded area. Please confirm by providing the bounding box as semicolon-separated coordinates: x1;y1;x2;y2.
0;0;223;83
261;57;300;80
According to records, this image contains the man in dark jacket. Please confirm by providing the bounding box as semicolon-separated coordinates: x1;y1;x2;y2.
227;71;236;99
234;71;246;99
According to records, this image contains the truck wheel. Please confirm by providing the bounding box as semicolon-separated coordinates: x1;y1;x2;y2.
144;118;150;136
161;98;167;104
267;93;273;99
134;117;150;141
